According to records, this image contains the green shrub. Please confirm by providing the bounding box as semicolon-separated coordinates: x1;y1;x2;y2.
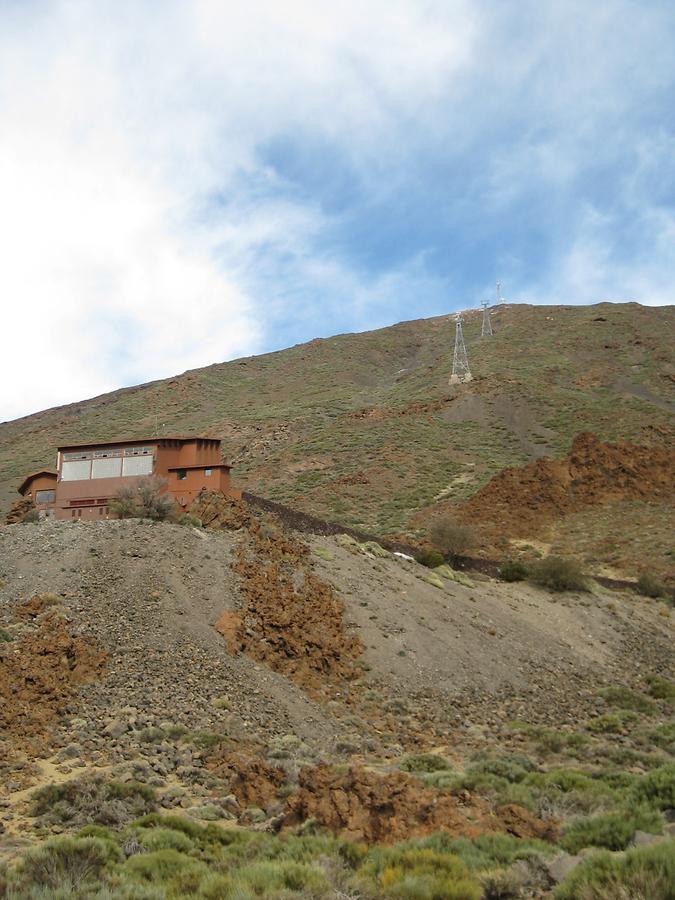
599;686;657;714
357;846;481;900
629;763;675;810
415;549;446;569
499;560;528;583
122;848;207;884
527;556;589;592
32;776;156;826
586;713;626;734
560;807;662;854
416;832;552;872
0;627;13;642
466;753;537;784
647;676;675;702
231;859;329;897
636;571;667;599
139;828;195;853
19;836;121;890
401;753;453;774
554;841;675;900
133;813;206;839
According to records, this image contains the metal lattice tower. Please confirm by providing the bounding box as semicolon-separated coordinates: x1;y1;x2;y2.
481;301;493;337
449;314;472;384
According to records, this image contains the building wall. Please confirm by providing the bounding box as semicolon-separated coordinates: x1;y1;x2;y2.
39;438;238;520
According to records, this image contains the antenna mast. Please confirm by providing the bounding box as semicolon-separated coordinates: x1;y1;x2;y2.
481;300;493;337
449;314;472;384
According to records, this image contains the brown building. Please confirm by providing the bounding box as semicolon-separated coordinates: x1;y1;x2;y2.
18;437;239;521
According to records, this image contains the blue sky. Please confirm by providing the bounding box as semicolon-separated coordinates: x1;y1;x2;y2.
1;0;674;420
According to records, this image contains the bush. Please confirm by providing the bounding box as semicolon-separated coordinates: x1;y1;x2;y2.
109;477;177;521
415;549;446;569
466;753;537;784
560;807;662;854
554;841;675;900
629;763;675;810
401;753;453;774
19;836;121;890
647;676;675;702
599;686;657;714
499;560;528;582
32;776;156;826
527;556;589;592
122;848;207;885
636;571;667;599
139;828;195;853
135;477;177;521
357;846;481;900
0;627;13;642
108;484;138;519
430;518;475;562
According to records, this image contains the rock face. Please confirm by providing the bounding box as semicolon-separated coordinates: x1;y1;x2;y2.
214;500;364;695
283;765;559;845
457;431;675;539
0;607;107;755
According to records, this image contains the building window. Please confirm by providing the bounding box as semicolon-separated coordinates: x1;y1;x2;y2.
204;468;212;476
177;469;187;480
36;490;55;504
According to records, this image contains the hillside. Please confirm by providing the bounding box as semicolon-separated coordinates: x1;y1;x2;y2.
1;302;673;576
1;511;673;895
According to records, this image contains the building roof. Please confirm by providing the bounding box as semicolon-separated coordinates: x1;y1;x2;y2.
18;470;58;495
167;463;231;471
57;436;221;450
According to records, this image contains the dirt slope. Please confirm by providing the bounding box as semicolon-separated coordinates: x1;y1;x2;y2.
0;516;673;844
417;431;674;582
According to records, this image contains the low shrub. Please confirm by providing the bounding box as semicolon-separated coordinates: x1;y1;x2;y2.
554;841;675;900
629;763;675;810
32;776;156;826
415;548;446;569
122;848;207;885
357;846;481;900
0;627;13;642
400;753;453;774
499;560;529;583
109;477;177;521
560;807;662;854
599;686;657;714
229;859;329;897
636;571;667;599
527;556;589;592
466;753;537;784
415;832;553;872
139;828;195;853
19;836;121;890
647;675;675;702
430;518;475;563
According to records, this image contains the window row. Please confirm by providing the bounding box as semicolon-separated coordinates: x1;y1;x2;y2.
61;455;154;481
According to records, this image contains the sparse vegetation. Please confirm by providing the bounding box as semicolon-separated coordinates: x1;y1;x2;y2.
637;571;668;599
554;841;675;900
109;476;177;521
400;753;453;774
32;776;156;826
499;559;529;582
430;517;476;562
415;548;446;568
560;807;662;853
527;555;590;592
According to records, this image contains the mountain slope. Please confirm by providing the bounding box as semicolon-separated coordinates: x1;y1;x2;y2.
1;303;673;539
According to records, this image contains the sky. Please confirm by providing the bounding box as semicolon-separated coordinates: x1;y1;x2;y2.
1;0;674;421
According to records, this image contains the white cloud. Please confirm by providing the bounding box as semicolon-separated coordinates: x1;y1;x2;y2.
0;0;672;420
